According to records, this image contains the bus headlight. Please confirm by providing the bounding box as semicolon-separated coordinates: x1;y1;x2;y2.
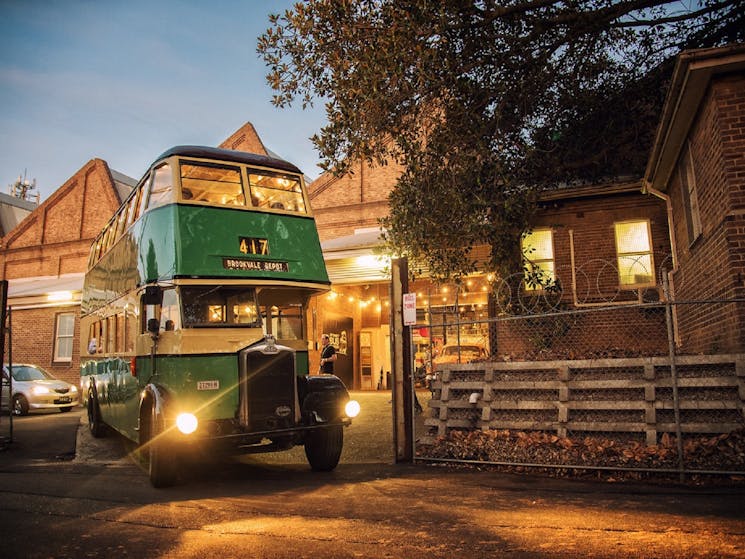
176;413;198;435
344;400;360;418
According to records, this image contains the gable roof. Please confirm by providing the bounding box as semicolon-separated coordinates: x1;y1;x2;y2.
1;158;126;251
219;122;269;155
644;43;745;192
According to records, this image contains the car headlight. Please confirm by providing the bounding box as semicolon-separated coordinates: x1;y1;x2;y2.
176;413;198;435
69;385;78;393
32;386;50;395
344;399;360;418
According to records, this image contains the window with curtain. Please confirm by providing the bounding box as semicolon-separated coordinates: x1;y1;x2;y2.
615;220;655;287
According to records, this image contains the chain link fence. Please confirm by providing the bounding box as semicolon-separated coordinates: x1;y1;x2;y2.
413;257;745;479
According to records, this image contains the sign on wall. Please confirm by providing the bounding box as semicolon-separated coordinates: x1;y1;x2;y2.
403;292;417;326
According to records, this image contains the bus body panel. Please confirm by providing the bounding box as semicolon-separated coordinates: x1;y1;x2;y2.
173;205;329;283
82;206;329;316
136;354;240;420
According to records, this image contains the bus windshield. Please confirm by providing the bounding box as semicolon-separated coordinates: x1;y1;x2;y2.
181;286;261;328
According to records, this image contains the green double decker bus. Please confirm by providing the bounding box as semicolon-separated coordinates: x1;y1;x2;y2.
80;146;359;487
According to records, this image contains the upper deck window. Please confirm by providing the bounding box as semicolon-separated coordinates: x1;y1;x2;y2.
180;162;245;206
249;171;306;213
145;164;173;210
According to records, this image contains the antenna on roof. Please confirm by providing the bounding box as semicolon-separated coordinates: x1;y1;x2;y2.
8;170;40;204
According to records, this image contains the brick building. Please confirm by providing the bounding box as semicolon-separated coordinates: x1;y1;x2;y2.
645;44;745;354
0;159;136;385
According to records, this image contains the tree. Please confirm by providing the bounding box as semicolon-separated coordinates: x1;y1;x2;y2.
258;0;745;280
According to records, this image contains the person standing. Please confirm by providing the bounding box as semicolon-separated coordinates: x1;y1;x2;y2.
319;333;337;374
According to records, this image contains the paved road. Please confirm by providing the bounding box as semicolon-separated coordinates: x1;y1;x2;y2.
1;393;744;558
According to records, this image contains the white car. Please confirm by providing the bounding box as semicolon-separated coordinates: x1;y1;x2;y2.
1;364;79;416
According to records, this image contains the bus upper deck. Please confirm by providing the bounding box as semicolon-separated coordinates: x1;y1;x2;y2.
81;146;329;316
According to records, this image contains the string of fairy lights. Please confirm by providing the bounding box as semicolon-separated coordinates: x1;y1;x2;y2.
324;274;494;318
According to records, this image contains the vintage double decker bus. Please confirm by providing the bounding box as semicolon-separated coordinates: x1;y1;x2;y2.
80;146;359;487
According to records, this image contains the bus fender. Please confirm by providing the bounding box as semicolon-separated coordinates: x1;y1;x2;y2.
138;383;171;444
140;383;169;418
298;375;350;424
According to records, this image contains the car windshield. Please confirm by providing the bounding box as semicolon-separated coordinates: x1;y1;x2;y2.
10;365;54;382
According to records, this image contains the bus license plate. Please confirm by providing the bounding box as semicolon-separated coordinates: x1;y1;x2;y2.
197;380;220;391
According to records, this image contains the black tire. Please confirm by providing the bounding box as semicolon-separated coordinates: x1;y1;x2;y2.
60;406;73;413
146;405;179;488
87;392;108;438
304;425;343;471
12;394;29;416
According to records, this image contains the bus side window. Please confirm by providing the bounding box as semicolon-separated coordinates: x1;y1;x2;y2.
137;174;151;218
146;164;173;210
98;320;106;354
107;316;116;354
127;188;139;225
141;292;162;334
124;310;135;353
116;314;125;352
88;323;97;354
160;289;180;331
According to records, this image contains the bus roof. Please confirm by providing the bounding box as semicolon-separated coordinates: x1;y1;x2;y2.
155;146;303;175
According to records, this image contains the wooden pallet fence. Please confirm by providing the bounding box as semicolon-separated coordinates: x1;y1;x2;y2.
424;354;745;445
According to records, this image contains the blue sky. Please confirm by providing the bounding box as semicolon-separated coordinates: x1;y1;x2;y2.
0;0;327;201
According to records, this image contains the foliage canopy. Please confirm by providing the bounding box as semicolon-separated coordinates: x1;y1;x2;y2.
258;0;745;279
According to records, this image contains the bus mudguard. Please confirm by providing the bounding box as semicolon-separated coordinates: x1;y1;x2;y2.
298;374;350;424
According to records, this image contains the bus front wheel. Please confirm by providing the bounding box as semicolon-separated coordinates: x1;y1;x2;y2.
304;425;343;471
146;406;179;488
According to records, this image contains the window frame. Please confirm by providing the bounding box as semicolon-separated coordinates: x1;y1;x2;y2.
521;228;556;292
53;312;76;363
614;219;656;288
679;142;702;245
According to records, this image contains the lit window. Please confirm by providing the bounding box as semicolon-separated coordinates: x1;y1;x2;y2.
248;172;306;213
53;313;75;362
180;162;245;206
521;229;555;291
615;220;654;286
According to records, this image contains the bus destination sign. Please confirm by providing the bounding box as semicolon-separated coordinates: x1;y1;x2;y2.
223;258;289;273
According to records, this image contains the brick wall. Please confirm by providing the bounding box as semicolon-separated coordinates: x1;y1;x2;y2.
1;159;121;280
534;189;671;293
1;159;123;389
309;159;404;241
5;305;81;387
669;74;745;353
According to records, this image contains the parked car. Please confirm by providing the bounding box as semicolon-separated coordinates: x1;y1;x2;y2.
432;344;488;372
1;364;79;416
